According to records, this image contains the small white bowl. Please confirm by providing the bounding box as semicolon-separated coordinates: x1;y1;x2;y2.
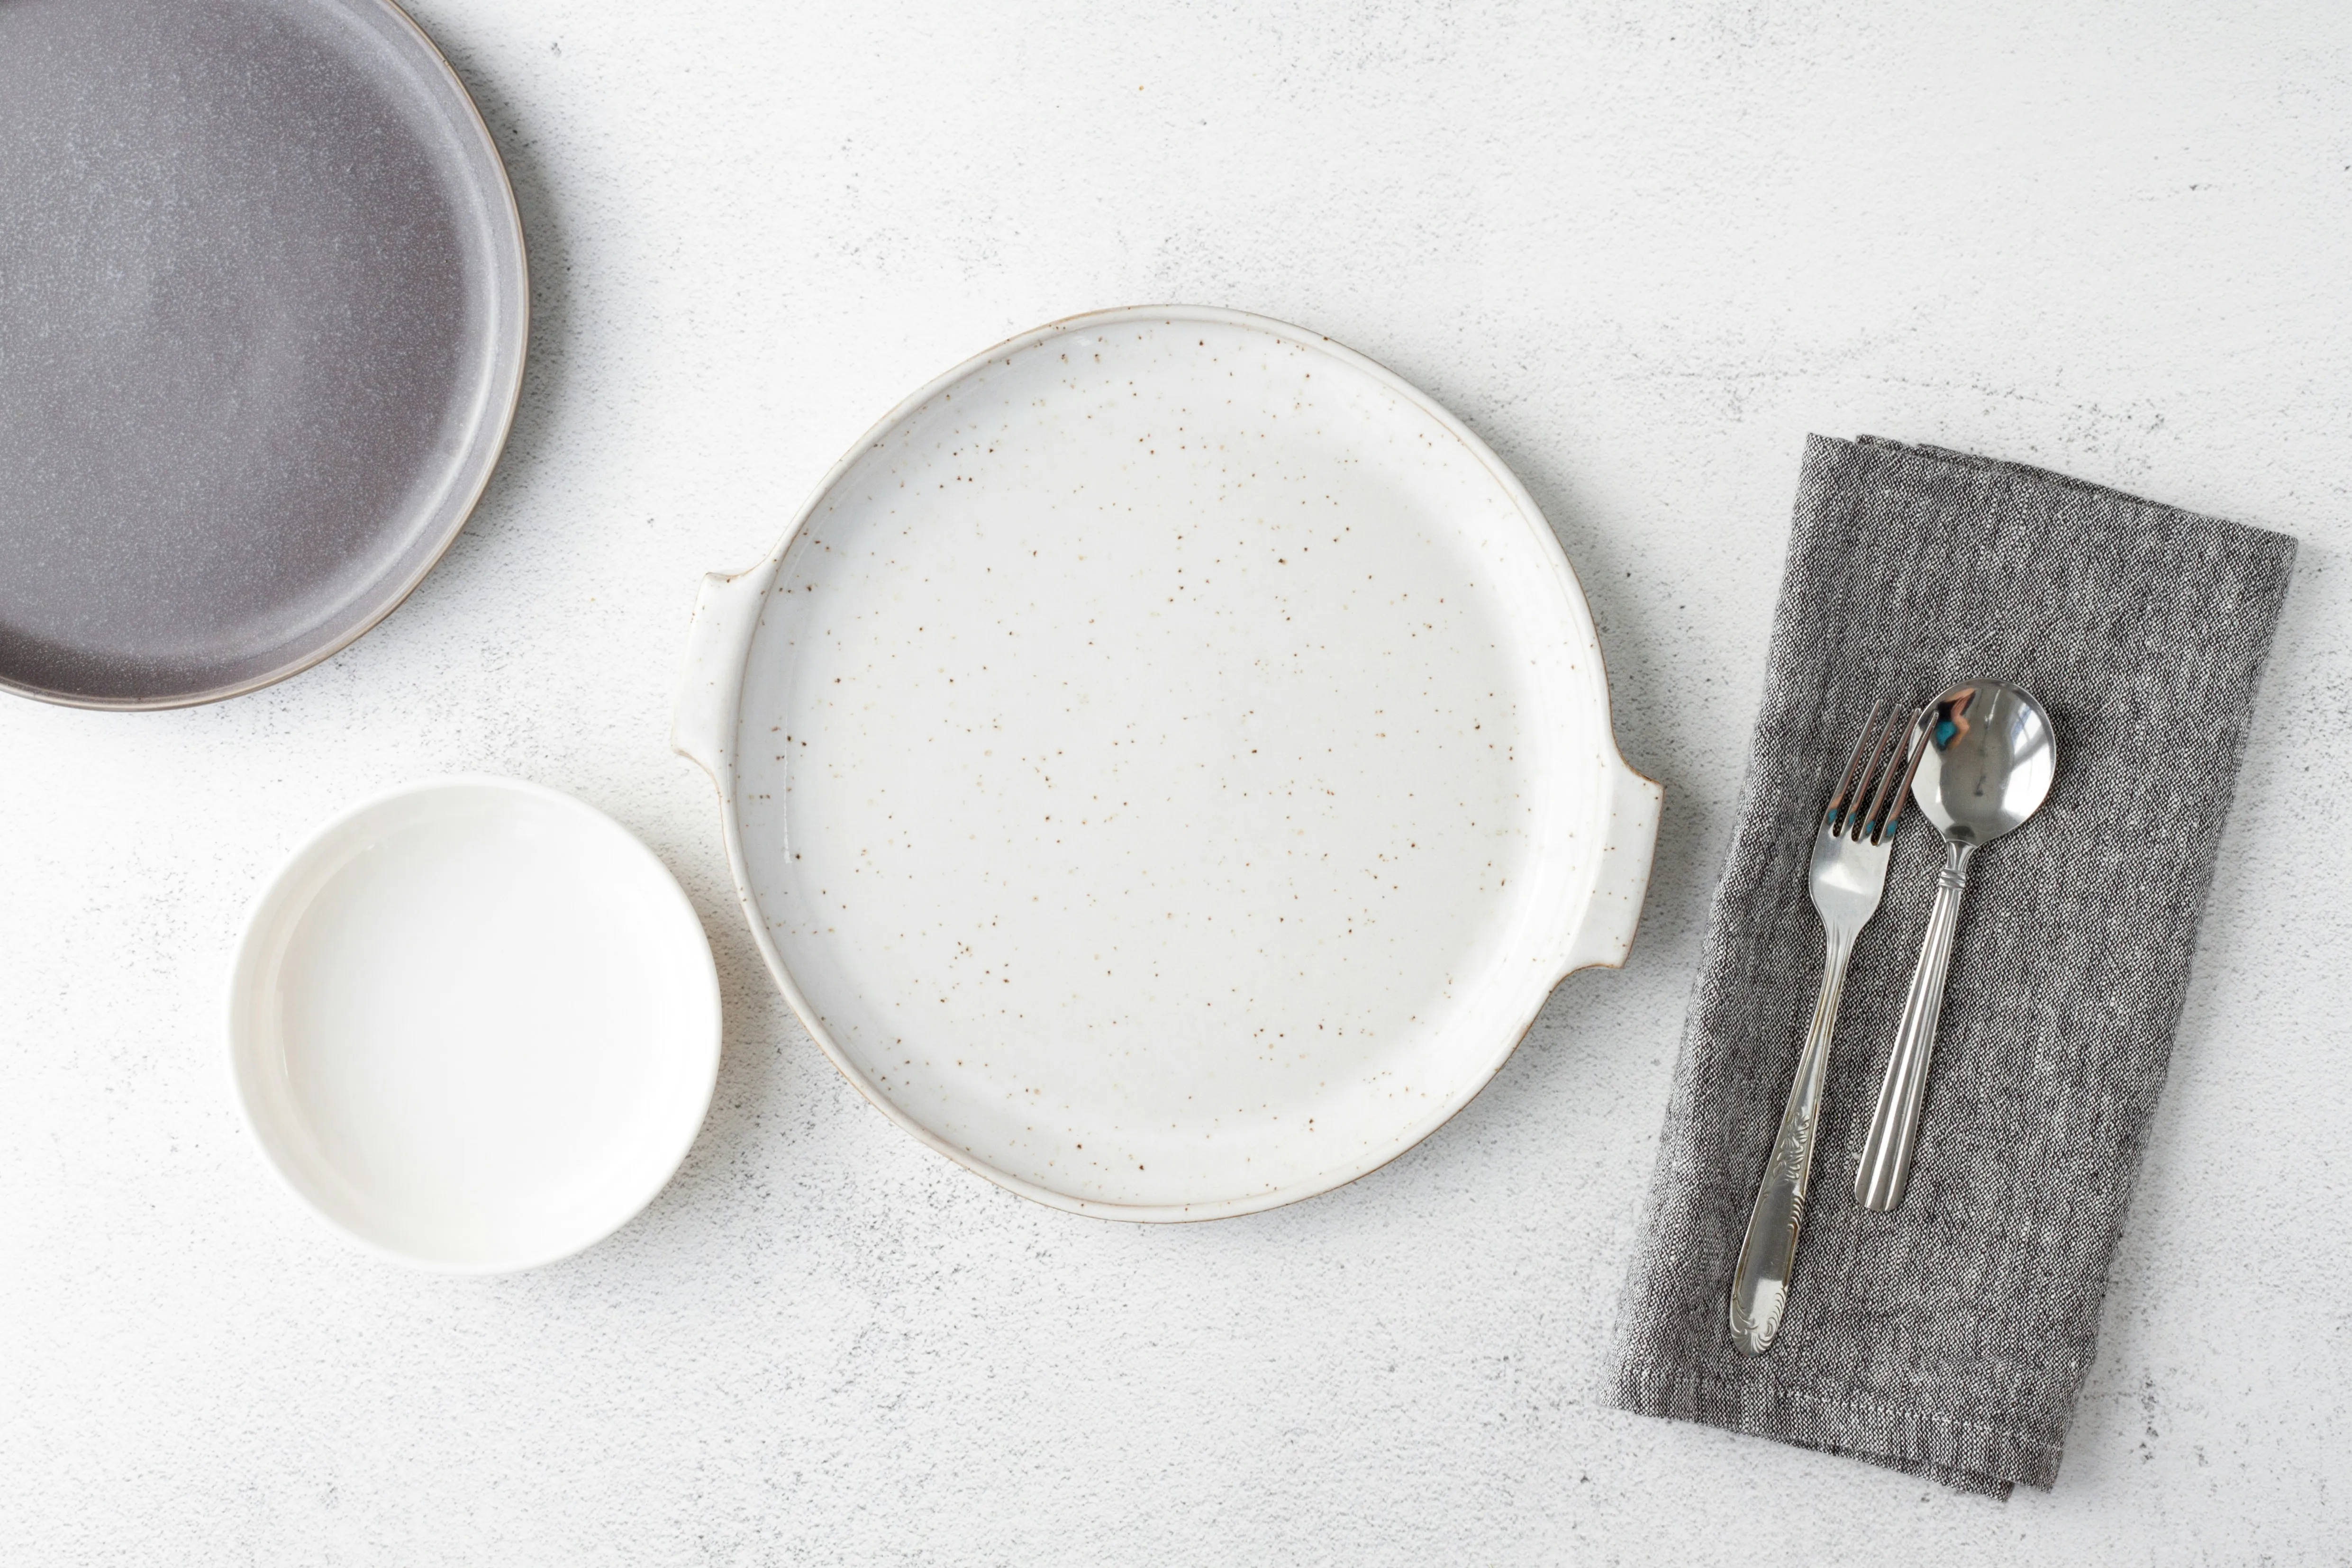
227;777;721;1272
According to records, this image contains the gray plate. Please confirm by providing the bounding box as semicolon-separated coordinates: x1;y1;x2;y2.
0;0;527;709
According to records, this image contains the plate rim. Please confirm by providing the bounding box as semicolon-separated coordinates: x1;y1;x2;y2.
0;0;530;711
687;304;1655;1222
224;774;722;1273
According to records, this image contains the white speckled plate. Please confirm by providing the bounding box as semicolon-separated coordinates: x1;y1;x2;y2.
674;307;1659;1221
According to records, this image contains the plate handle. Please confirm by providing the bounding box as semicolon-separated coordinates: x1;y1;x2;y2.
670;561;777;788
1557;753;1663;976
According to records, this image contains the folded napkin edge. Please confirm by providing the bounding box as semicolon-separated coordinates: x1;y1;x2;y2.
1829;432;2302;555
1607;1357;2062;1495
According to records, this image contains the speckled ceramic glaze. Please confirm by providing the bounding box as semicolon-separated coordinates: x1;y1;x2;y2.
675;308;1660;1220
0;0;526;708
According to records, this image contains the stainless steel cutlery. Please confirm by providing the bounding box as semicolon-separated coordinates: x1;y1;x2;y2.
1731;680;2058;1352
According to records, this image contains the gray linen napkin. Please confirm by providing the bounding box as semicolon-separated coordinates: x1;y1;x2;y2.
1607;435;2297;1497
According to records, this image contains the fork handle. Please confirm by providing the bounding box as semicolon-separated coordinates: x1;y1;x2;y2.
1728;927;1856;1356
1854;839;1978;1212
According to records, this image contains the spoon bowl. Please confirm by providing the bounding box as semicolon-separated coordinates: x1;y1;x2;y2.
1912;682;2058;847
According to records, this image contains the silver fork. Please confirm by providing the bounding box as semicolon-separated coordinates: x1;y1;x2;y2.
1727;698;1928;1356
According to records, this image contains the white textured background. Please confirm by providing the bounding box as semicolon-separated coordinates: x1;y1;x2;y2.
4;1;2349;1561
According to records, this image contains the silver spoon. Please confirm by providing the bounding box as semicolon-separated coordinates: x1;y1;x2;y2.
1853;680;2057;1211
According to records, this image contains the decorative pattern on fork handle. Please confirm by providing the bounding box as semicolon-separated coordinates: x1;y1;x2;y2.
1727;698;1929;1356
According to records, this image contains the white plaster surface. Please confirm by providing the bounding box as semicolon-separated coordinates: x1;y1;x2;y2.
3;1;2348;1561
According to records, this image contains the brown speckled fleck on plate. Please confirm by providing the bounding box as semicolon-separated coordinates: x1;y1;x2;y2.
0;0;527;709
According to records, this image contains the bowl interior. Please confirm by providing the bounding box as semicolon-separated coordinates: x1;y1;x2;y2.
229;779;718;1271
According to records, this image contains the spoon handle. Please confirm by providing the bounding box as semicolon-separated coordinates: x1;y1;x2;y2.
1856;840;1978;1211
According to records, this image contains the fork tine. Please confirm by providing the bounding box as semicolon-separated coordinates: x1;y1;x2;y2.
1837;704;1904;840
1857;706;1923;843
1865;708;1933;845
1824;699;1886;835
